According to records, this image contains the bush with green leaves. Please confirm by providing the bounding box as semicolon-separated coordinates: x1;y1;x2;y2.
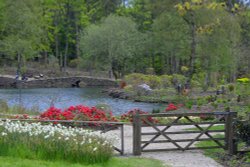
124;73;147;87
191;72;208;91
172;74;187;87
235;120;250;146
160;75;173;88
144;75;161;89
125;73;161;89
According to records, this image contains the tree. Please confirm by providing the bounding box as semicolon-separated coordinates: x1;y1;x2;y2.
152;11;190;74
0;0;45;73
196;7;241;85
80;15;143;79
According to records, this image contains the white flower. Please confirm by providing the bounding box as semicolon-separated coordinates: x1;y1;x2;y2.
44;135;50;139
1;132;7;136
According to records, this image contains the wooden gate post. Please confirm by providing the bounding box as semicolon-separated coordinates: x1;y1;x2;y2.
133;110;141;155
225;111;237;155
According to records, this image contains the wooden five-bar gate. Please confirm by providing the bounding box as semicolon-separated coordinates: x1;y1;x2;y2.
133;111;237;155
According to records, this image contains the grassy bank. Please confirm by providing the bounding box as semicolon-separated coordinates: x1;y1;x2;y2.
0;156;167;167
195;125;250;167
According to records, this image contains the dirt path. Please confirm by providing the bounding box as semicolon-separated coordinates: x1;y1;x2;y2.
108;125;223;167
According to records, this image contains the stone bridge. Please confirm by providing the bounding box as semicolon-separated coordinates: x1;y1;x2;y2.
0;75;118;88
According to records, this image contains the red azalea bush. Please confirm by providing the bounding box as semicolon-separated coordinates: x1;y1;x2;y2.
165;103;179;111
40;105;117;122
120;109;158;124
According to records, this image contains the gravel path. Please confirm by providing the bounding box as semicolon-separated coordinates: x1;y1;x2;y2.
108;125;224;167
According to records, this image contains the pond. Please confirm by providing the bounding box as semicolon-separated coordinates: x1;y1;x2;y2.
0;88;165;115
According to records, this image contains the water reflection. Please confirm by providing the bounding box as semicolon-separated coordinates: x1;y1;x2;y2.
0;88;165;115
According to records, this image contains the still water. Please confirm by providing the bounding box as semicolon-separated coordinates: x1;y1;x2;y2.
0;88;165;115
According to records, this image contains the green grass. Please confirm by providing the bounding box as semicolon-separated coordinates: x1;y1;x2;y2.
186;125;225;131
0;156;168;167
195;134;225;160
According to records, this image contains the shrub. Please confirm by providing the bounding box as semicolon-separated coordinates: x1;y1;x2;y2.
120;109;158;124
228;84;235;92
0;120;115;164
165;103;178;111
124;73;147;86
68;58;80;68
235;120;250;146
172;74;187;86
160;75;173;88
124;73;161;89
191;72;208;91
145;68;155;75
40;105;117;122
144;75;161;89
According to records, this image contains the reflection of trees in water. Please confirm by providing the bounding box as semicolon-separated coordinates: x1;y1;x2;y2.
41;92;73;108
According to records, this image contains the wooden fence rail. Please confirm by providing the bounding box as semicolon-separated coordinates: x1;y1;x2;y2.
133;111;238;155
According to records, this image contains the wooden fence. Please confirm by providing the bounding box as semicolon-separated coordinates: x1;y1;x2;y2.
133;111;238;155
0;119;126;155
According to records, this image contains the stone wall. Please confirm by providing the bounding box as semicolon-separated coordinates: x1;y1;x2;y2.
0;76;118;88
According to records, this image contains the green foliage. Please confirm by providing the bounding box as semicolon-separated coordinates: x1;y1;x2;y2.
125;73;147;86
0;0;249;84
68;59;80;68
160;75;173;88
191;72;208;91
228;84;235;92
235;120;250;146
172;74;187;86
80;15;143;78
0;0;45;60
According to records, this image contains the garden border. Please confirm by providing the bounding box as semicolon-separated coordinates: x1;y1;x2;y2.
0;118;128;155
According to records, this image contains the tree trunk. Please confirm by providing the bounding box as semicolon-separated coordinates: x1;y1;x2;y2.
44;52;48;66
60;52;63;72
190;20;196;77
75;24;80;58
63;38;69;72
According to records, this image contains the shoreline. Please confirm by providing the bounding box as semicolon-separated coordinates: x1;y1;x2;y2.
0;75;118;88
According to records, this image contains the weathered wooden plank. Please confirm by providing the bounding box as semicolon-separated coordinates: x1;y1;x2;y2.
141;130;225;135
140;112;234;117
143;118;184;151
225;112;237;155
133;111;142;155
141;122;225;127
142;146;225;152
0;118;127;125
141;116;182;149
184;116;224;148
141;138;225;144
184;122;216;149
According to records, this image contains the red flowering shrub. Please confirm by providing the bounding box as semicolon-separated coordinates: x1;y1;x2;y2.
40;107;62;120
40;105;117;122
120;109;158;124
165;103;178;111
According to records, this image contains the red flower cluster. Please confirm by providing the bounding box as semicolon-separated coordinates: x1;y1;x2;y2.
120;109;158;124
165;103;178;111
40;105;117;122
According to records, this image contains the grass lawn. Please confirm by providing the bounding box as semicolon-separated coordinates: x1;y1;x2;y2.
0;156;168;167
194;125;250;166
